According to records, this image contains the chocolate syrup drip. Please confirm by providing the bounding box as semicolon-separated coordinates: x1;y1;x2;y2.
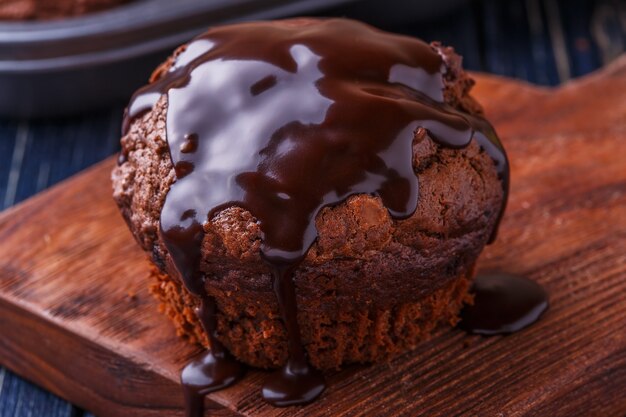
122;19;510;410
460;274;549;335
261;261;325;406
181;293;245;417
470;122;509;243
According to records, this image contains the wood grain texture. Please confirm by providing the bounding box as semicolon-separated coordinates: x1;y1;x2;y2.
1;56;625;417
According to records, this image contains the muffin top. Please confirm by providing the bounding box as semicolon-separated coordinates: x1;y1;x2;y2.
114;18;508;296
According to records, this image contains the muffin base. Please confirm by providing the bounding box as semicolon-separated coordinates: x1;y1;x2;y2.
149;263;474;371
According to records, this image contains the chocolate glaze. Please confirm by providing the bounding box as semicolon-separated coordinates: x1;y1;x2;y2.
460;274;549;335
122;18;510;410
181;294;245;417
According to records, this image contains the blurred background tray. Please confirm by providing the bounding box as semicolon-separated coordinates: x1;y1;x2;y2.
0;0;471;117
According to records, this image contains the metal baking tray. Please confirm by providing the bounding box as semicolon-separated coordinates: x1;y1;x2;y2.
0;0;468;118
0;0;359;118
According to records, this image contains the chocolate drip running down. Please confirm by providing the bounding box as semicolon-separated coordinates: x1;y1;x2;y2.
122;18;510;412
180;293;245;416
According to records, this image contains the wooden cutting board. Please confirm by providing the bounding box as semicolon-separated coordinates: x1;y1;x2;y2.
1;56;625;417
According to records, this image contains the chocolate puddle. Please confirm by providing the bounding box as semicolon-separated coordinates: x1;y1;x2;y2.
460;273;549;335
123;18;511;413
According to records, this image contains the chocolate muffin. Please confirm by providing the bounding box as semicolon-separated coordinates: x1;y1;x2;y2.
0;0;131;20
111;17;508;378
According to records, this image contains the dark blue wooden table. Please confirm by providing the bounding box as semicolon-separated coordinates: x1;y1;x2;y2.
0;0;623;416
